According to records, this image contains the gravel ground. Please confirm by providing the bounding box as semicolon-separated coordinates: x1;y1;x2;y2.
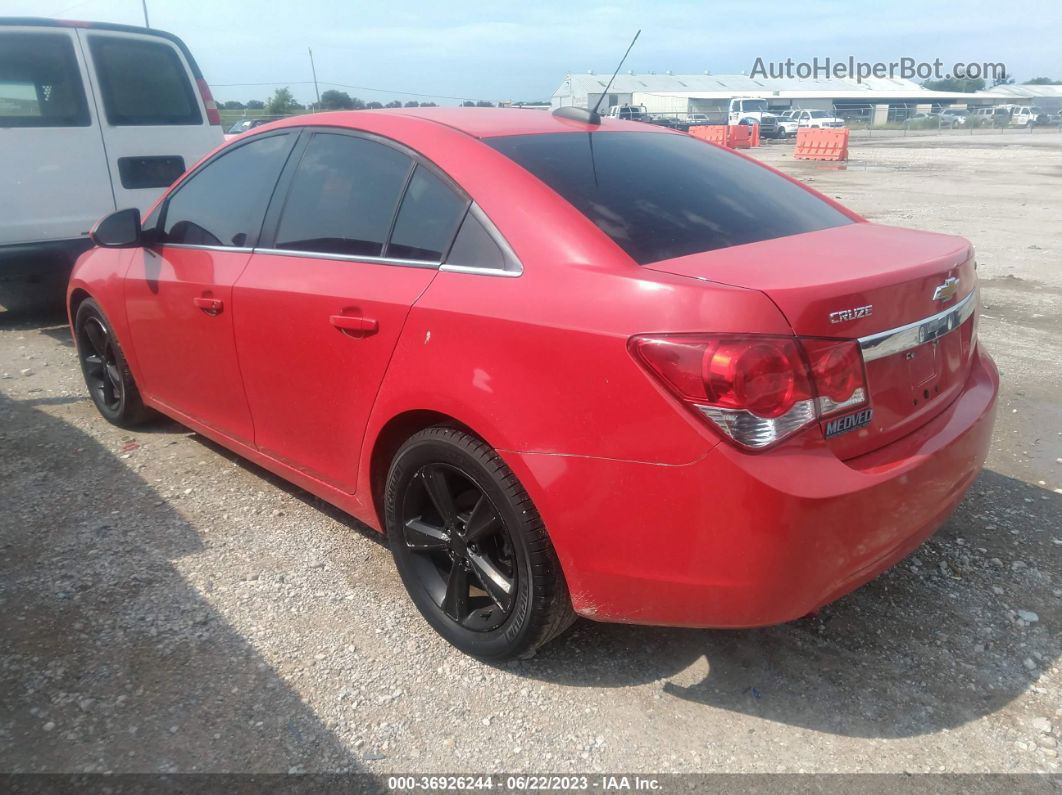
1;132;1059;776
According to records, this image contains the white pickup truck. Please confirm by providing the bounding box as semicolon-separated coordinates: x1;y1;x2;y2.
791;109;846;129
1006;105;1048;128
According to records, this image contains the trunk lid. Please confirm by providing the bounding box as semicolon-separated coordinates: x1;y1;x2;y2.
645;223;979;458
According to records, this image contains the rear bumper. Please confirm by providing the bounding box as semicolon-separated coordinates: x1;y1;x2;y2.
503;346;999;627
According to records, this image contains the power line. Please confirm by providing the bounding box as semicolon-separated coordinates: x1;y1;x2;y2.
209;79;492;104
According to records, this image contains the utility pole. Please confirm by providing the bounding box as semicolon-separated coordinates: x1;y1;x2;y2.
308;48;321;112
141;0;150;27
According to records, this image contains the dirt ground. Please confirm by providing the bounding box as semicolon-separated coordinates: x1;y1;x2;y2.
1;131;1059;777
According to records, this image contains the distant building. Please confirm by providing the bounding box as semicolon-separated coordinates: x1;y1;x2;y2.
989;84;1062;112
551;72;1012;123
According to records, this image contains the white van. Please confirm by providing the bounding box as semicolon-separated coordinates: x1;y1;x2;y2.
0;18;223;300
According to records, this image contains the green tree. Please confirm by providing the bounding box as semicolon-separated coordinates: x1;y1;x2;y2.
319;89;354;110
461;100;475;107
420;101;437;107
1024;77;1062;85
221;100;245;110
475;100;494;107
366;101;384;109
266;87;300;116
404;100;420;107
245;99;265;110
385;100;402;108
922;77;985;92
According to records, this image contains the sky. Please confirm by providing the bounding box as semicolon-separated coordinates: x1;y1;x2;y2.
2;0;1060;105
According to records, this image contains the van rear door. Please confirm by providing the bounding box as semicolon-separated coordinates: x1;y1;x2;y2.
0;25;113;247
77;28;223;215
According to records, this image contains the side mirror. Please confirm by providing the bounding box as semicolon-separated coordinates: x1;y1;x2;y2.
90;208;142;248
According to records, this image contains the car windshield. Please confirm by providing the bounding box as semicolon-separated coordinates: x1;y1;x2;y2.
485;131;851;265
809;111;831;118
740;100;768;112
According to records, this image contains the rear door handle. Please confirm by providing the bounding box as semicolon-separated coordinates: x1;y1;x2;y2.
330;314;378;336
193;296;223;315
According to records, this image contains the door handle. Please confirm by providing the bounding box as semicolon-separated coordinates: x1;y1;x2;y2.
330;314;378;336
193;296;224;315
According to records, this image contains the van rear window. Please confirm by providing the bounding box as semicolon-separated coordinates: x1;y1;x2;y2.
485;131;852;265
88;36;201;126
0;33;90;127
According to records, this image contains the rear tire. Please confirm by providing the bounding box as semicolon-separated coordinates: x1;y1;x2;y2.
386;426;575;660
75;298;154;428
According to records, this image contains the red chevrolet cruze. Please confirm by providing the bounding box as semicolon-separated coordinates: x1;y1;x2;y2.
69;108;998;659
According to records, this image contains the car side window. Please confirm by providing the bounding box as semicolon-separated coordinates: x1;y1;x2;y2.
445;210;514;272
162;133;292;248
387;166;468;262
274;133;412;258
0;33;90;128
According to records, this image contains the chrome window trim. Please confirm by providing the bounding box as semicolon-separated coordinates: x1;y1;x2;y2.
251;247;440;269
859;288;977;363
249;203;524;276
161;243;254;254
440;263;521;278
440;202;523;277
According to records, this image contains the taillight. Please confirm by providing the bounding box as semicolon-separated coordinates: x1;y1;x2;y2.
196;79;222;126
630;334;868;449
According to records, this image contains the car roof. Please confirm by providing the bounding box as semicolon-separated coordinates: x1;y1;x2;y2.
271;107;671;140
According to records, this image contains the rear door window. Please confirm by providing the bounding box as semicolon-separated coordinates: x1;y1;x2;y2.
162;133;294;247
485;131;851;265
0;32;90;127
387;166;468;262
273;133;413;258
88;35;201;126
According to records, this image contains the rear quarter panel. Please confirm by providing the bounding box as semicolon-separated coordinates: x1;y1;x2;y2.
352;114;795;501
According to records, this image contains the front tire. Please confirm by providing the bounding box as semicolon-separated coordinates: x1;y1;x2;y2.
386;427;575;660
75;298;154;428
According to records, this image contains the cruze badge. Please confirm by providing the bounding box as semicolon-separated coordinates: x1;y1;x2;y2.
829;304;873;324
932;277;959;302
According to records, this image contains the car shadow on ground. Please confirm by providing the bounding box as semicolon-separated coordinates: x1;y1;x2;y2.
520;469;1060;740
0;392;367;774
187;434;389;550
171;414;1059;742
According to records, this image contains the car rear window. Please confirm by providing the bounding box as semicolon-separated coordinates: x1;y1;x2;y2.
486;131;851;265
0;33;90;127
88;35;201;126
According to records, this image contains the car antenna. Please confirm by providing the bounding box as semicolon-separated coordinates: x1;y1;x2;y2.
553;29;641;125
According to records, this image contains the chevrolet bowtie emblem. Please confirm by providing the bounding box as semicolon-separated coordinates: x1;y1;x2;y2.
932;277;959;302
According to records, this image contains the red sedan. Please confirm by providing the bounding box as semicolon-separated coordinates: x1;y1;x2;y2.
68;108;998;659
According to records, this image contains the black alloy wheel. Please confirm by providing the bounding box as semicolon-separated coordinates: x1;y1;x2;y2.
401;462;516;631
386;427;575;659
79;314;123;413
74;298;153;427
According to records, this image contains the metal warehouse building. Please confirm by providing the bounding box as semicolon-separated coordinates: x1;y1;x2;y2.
989;83;1062;112
551;73;1011;123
